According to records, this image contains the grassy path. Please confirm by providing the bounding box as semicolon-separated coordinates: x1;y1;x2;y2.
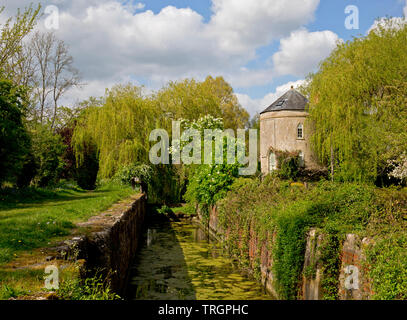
0;184;135;265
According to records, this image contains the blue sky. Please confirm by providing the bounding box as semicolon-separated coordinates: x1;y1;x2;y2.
3;0;407;116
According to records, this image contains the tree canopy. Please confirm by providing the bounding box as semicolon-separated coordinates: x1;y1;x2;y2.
306;19;407;183
72;85;158;178
72;77;249;179
0;4;40;80
0;78;30;184
154;76;249;131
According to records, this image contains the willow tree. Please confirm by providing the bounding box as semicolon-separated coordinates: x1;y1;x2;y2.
73;77;250;180
153;78;221;124
154;76;249;131
306;19;407;183
201;76;249;130
72;85;159;178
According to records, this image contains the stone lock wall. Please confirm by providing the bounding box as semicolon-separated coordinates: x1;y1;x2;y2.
205;205;278;298
338;234;373;300
205;206;373;300
61;194;146;296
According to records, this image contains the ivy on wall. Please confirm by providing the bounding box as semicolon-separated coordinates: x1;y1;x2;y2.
216;176;406;300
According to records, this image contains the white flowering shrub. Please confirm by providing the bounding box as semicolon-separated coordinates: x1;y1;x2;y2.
388;153;407;184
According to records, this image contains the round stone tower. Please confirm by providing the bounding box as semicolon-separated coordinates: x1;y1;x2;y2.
259;86;316;174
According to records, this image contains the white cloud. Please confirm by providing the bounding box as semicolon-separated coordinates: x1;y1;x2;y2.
132;3;146;11
59;77;135;106
2;0;322;106
236;79;306;116
272;29;340;77
208;0;320;53
404;0;407;17
49;0;320;84
53;0;320;92
223;68;274;88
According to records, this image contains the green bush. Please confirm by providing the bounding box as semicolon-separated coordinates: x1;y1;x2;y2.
319;232;341;300
172;203;196;215
114;163;153;186
30;125;66;187
272;203;314;299
0;79;31;186
185;163;240;221
276;151;300;181
157;205;173;216
16;153;37;188
114;163;182;205
149;164;182;205
0;284;27;299
365;233;407;300
75;146;99;190
57;273;120;300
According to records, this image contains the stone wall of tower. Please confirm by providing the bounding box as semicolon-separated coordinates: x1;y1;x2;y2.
260;110;317;174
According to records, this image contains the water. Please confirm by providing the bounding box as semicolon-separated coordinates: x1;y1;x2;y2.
127;215;273;300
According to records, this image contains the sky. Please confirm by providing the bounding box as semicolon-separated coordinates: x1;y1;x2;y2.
2;0;407;117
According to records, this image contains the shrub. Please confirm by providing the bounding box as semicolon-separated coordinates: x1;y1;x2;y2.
272;203;314;299
16;153;37;188
75;146;99;190
319;232;341;300
184;163;240;221
0;79;31;185
276;151;300;181
114;163;181;204
149;164;182;205
30;125;66;187
157;205;173;216
0;284;27;299
365;233;407;300
57;273;120;300
298;168;329;182
114;163;153;186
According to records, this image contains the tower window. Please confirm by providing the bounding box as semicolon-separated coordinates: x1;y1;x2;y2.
297;123;304;139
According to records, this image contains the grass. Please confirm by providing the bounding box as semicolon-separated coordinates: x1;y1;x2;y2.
171;203;196;215
0;268;51;299
0;262;80;300
0;184;135;265
0;183;135;299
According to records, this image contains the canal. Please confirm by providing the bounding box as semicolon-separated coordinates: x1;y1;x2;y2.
126;213;273;300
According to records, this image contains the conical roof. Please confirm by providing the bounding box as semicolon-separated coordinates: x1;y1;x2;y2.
260;87;308;114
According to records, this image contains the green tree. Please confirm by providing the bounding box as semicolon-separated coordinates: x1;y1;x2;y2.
73;77;250;180
0;78;30;185
75;143;99;190
183;116;241;215
202;76;249;130
154;76;249;131
154;78;222;124
72;85;159;178
306;19;407;183
30;124;66;187
0;4;40;81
